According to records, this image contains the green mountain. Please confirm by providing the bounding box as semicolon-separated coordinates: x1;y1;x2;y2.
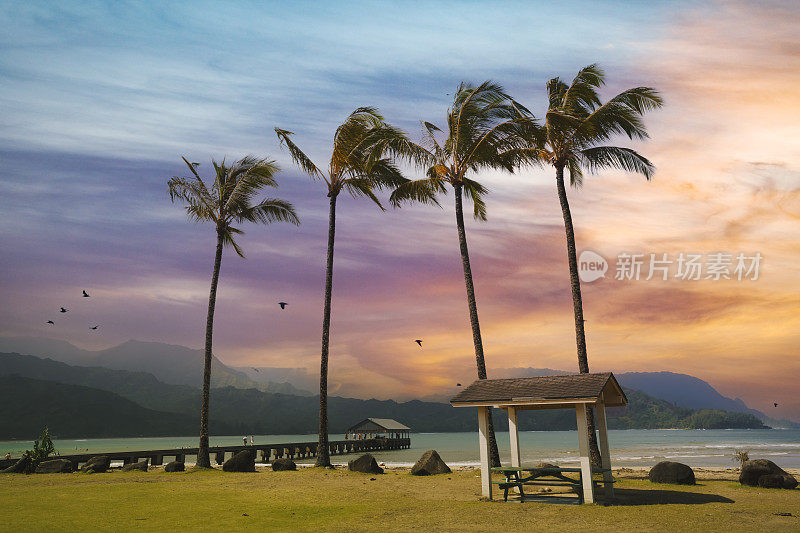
0;337;311;396
0;352;767;440
0;376;217;440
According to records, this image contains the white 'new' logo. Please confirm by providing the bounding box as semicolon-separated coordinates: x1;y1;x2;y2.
578;250;607;283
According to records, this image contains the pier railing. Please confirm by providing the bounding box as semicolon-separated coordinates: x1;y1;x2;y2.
1;437;411;470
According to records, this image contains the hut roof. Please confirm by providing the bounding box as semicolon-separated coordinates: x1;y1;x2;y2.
347;418;411;432
450;372;627;408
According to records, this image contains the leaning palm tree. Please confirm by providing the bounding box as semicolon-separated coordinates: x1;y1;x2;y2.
168;156;299;468
275;107;416;467
390;81;536;467
534;64;662;465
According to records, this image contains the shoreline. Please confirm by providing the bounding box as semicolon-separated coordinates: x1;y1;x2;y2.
137;463;800;482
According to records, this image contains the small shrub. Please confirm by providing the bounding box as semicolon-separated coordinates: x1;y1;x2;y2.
22;427;56;474
731;449;750;469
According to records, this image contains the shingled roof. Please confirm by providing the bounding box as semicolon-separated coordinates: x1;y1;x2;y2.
450;372;626;408
347;418;411;432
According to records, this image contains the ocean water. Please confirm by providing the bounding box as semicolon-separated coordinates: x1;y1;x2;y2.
3;429;799;469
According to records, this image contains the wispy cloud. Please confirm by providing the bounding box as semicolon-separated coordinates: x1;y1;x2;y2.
1;1;799;418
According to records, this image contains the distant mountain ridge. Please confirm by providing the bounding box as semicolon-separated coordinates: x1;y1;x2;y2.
0;375;212;440
0;351;770;441
0;336;795;427
500;367;798;428
0;337;312;396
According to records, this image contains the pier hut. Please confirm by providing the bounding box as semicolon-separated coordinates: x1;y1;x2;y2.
451;372;627;504
346;418;411;440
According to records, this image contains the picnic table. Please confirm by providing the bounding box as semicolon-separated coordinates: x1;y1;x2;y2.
492;466;614;503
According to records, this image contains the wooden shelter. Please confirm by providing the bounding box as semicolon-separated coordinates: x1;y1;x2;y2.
450;372;627;503
345;418;411;440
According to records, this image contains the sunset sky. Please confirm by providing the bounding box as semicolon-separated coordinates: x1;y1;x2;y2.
1;1;798;420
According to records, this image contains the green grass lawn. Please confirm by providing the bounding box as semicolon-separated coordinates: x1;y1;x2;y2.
1;468;798;532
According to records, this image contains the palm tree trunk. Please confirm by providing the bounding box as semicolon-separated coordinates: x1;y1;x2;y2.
316;194;337;467
197;229;224;468
555;165;602;467
454;183;501;468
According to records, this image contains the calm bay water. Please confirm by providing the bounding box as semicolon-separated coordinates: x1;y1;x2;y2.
3;429;799;469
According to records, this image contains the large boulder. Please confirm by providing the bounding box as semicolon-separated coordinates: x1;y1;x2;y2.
411;450;451;476
81;456;111;473
348;453;384;474
223;450;256;472
122;460;148;472
1;456;29;474
648;461;696;485
272;458;297;471
740;459;797;489
35;459;74;474
757;474;797;489
164;461;185;473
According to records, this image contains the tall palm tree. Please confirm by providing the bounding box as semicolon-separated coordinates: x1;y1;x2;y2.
168;156;300;468
390;81;536;467
275;107;416;467
535;64;662;465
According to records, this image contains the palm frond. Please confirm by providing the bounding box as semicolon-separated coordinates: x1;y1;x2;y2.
389;176;447;209
461;176;488;221
567;156;584;187
220;227;245;258
579;145;655;179
344;178;385;210
239;198;300;225
224;157;281;212
275;128;327;183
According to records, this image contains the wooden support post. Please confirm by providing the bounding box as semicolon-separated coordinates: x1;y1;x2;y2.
575;403;595;504
477;406;493;499
595;402;614;499
175;454;184;463
215;451;225;465
508;405;522;496
508;406;520;468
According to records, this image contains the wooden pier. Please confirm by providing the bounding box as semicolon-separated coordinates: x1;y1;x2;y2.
1;437;411;470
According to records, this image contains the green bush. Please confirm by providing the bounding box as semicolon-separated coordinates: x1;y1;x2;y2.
22;427;56;474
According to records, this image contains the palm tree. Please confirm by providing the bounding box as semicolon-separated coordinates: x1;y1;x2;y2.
168;156;300;468
390;81;536;467
275;107;416;467
534;64;662;465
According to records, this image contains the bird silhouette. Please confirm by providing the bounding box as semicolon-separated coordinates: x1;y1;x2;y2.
456;383;462;387
60;307;68;313
46;320;54;325
414;339;423;347
252;368;260;373
774;403;779;407
90;325;99;330
278;302;287;309
82;290;90;298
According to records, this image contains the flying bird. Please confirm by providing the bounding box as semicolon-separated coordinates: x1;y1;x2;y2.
90;325;99;330
252;368;260;373
60;307;68;313
46;320;54;325
774;403;779;407
414;339;423;347
82;290;90;298
278;302;287;309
